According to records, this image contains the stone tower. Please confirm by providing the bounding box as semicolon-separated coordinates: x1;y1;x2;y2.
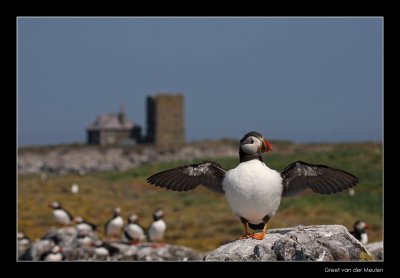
146;94;185;147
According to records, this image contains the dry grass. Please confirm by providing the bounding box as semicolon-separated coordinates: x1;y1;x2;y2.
17;141;382;251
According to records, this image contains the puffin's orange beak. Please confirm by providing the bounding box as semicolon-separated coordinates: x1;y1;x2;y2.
263;139;272;153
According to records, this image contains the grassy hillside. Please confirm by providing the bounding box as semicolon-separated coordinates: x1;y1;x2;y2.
18;142;382;251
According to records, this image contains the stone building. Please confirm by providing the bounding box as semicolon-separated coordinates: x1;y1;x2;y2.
87;106;142;146
145;94;185;147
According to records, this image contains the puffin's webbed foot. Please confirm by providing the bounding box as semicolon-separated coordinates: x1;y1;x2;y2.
239;233;253;239
250;232;265;240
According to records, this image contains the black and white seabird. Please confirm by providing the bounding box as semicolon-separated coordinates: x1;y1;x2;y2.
74;216;97;233
122;213;147;244
49;201;73;226
93;240;119;260
104;207;124;239
40;245;65;261
147;131;359;240
17;232;31;259
76;230;94;247
350;220;369;244
147;209;166;242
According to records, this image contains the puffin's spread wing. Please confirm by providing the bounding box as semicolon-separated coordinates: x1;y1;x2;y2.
281;161;359;197
147;161;226;193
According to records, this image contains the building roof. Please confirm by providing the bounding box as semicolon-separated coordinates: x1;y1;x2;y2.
87;113;135;131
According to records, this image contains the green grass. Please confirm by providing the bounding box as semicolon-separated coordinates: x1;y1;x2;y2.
18;142;382;251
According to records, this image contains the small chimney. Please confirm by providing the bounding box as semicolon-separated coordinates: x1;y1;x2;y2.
118;104;125;124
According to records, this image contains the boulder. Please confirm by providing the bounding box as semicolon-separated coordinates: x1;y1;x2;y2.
365;241;383;260
204;225;373;261
20;227;202;261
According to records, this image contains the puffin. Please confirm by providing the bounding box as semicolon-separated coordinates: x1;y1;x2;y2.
104;207;124;239
17;232;31;259
40;245;65;261
93;240;119;260
147;209;166;243
147;131;359;240
74;216;97;233
49;201;73;226
350;220;369;244
76;230;94;247
122;213;147;244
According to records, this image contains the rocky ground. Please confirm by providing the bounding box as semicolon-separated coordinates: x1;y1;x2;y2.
18;225;382;261
204;225;382;261
18;141;238;174
18;227;203;261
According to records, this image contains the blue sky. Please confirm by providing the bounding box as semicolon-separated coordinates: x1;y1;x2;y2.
17;17;383;146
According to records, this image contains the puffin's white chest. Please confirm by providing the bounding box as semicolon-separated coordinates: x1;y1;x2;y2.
95;247;109;257
148;220;166;241
53;209;71;225
77;235;93;247
76;223;93;233
106;216;124;235
44;253;63;261
222;160;283;224
360;233;368;245
124;224;146;241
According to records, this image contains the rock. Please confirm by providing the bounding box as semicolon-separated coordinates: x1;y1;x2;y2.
20;227;202;261
110;242;203;261
365;241;383;260
203;225;374;261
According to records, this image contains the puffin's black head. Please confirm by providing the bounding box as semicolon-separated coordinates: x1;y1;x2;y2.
153;209;165;221
128;213;139;224
239;131;272;163
51;245;62;254
49;201;61;209
73;216;84;224
354;220;368;233
112;207;121;217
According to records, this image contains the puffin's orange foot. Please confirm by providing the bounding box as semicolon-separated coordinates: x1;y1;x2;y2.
151;242;165;248
239;233;253;240
251;232;265;240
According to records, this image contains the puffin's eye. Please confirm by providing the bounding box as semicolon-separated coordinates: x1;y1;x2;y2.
249;138;254;144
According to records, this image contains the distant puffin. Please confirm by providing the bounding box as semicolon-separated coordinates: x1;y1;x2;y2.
93;240;119;260
147;131;359;240
71;183;79;194
17;232;30;248
122;213;146;244
40;245;65;261
74;216;97;233
350;220;369;244
147;209;166;243
104;207;124;239
76;230;94;247
17;232;31;259
49;201;73;226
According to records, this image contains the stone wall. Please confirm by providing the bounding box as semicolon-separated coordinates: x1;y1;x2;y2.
18;140;237;174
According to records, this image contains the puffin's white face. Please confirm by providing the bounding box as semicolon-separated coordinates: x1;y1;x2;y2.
154;210;164;219
50;201;60;209
113;207;121;216
240;136;262;155
74;216;83;223
356;221;367;230
129;214;139;223
51;245;61;253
